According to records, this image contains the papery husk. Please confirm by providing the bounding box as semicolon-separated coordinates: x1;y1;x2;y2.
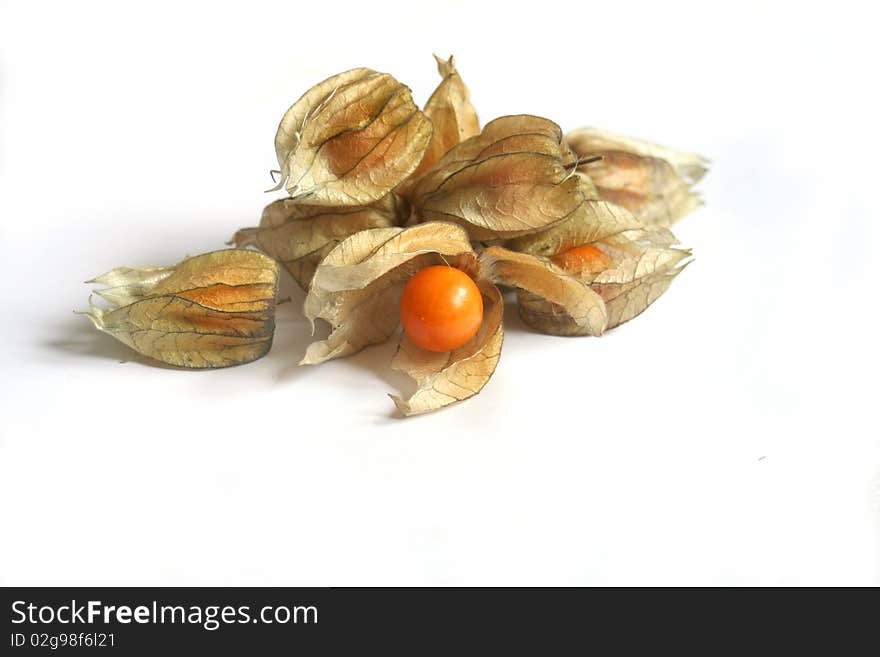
504;199;642;258
567;127;708;226
411;115;587;240
230;193;405;290
479;246;607;336
517;228;692;334
273;68;433;205
399;55;480;197
301;222;476;365
83;250;279;368
390;279;502;416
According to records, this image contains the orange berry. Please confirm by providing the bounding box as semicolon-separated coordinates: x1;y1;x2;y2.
400;265;484;352
551;244;612;275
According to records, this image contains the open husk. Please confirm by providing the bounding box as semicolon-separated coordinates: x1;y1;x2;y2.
300;222;476;365
273;68;433;205
567;127;708;226
480;246;608;336
82;250;279;368
391;279;503;416
230;193;405;290
299;221;521;415
517;227;692;334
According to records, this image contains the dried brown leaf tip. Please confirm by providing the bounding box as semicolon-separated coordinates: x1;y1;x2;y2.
273;68;433;205
399;55;480;195
567;127;709;227
230;193;406;290
410;115;589;240
82;250;279;368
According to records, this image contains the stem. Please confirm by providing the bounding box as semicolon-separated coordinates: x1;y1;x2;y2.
564;155;603;170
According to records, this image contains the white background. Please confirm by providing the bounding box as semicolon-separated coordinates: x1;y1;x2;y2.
1;0;877;585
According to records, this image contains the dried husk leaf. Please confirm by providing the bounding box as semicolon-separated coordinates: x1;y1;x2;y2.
230;193;405;290
399;55;480;196
517;228;692;334
417;114;564;178
504;199;642;258
301;223;476;365
411;115;586;240
567;127;708;226
479;246;607;335
390;279;502;416
274;68;433;205
83;250;279;368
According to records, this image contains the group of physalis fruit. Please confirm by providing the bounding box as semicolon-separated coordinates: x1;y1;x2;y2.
83;56;707;415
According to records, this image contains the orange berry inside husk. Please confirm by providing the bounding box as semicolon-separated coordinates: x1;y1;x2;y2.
400;265;484;352
551;244;613;275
